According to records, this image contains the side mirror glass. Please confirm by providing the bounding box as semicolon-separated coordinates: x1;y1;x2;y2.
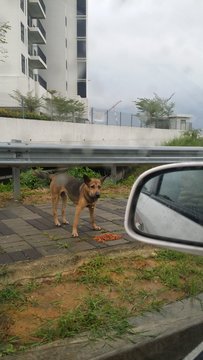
125;163;203;254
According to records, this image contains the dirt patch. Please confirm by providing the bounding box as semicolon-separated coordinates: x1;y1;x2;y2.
8;282;88;343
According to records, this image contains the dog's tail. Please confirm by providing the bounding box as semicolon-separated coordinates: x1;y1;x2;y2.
33;170;53;181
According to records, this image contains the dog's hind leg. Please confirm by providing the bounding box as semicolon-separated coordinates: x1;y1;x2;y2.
52;194;61;226
88;206;101;231
61;191;69;225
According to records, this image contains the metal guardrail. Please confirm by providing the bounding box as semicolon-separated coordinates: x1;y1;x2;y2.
1;141;203;200
0;142;203;167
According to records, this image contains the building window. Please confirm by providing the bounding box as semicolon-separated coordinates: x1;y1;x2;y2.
20;0;24;12
65;16;67;26
77;81;86;98
77;19;86;37
77;40;86;58
21;54;26;74
77;0;86;16
77;61;86;80
21;22;25;42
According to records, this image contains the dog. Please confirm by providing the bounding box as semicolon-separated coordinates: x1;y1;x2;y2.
35;171;107;237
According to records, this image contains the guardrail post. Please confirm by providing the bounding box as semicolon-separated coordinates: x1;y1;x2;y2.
12;167;21;200
11;139;22;201
111;165;117;183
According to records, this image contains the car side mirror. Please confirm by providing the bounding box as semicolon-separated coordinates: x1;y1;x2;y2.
124;163;203;255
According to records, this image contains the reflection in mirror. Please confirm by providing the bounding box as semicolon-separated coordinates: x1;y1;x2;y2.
134;169;203;243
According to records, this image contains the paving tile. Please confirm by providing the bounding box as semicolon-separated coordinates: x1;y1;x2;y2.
0;234;24;244
0;209;18;220
0;221;15;235
9;251;27;262
0;253;13;264
43;227;71;239
0;242;31;252
68;241;96;253
26;219;54;230
22;248;42;260
2;219;40;235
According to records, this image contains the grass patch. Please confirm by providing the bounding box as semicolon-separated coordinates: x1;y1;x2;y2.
0;286;25;304
77;255;114;285
36;294;130;341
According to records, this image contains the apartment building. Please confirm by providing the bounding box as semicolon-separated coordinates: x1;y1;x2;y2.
0;0;87;110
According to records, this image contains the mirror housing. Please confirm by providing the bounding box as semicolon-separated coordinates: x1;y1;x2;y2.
124;162;203;255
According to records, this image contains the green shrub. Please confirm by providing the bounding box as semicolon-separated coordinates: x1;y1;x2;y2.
0;108;50;121
163;130;203;146
0;181;12;193
20;169;49;189
67;167;101;179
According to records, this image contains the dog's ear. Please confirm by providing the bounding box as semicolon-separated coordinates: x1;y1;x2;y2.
83;174;91;185
100;175;108;184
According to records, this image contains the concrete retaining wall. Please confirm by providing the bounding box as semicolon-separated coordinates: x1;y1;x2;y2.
0;118;183;146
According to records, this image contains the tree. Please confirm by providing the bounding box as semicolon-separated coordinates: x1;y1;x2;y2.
10;90;43;113
0;22;11;61
134;93;175;127
44;91;85;121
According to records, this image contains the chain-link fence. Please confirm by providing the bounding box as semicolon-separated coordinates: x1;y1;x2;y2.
90;108;192;130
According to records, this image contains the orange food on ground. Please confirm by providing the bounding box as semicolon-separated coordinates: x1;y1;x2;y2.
93;233;122;243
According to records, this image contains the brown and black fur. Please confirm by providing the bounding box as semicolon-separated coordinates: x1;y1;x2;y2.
35;171;107;237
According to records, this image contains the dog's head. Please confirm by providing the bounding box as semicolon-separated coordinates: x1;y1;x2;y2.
83;175;107;200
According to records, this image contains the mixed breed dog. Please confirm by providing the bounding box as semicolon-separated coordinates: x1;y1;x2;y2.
36;171;107;237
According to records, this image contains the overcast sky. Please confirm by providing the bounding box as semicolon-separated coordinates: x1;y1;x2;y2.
88;0;203;128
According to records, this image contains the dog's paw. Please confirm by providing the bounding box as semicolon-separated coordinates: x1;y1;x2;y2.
72;231;79;237
93;225;101;231
62;219;69;225
55;222;61;227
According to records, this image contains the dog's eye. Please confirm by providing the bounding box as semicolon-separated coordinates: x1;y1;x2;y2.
90;184;95;189
98;185;101;189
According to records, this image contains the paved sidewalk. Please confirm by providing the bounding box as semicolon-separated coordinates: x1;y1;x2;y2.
0;198;134;265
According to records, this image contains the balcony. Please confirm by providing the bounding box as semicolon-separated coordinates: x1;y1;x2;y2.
28;0;46;19
28;18;46;44
28;45;47;69
38;75;47;89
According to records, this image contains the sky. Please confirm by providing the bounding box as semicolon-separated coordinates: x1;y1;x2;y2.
88;0;203;128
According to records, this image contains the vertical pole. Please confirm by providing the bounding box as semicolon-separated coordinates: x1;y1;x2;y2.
12;167;21;201
90;107;93;124
120;112;122;126
106;110;109;125
111;165;117;183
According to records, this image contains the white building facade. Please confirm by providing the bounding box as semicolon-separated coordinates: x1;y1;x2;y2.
0;0;87;109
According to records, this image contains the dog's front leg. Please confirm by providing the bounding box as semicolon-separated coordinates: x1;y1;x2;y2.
52;194;61;226
61;193;69;225
72;204;84;237
89;206;101;231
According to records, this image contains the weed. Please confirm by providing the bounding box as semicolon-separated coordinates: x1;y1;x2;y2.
0;286;25;304
24;281;39;293
77;256;113;285
155;249;188;261
54;272;63;284
0;265;8;277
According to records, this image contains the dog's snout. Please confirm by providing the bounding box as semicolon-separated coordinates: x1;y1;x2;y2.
95;192;100;198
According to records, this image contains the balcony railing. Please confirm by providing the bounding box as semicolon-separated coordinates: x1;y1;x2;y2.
28;45;47;69
28;18;46;44
38;75;47;89
28;0;46;19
